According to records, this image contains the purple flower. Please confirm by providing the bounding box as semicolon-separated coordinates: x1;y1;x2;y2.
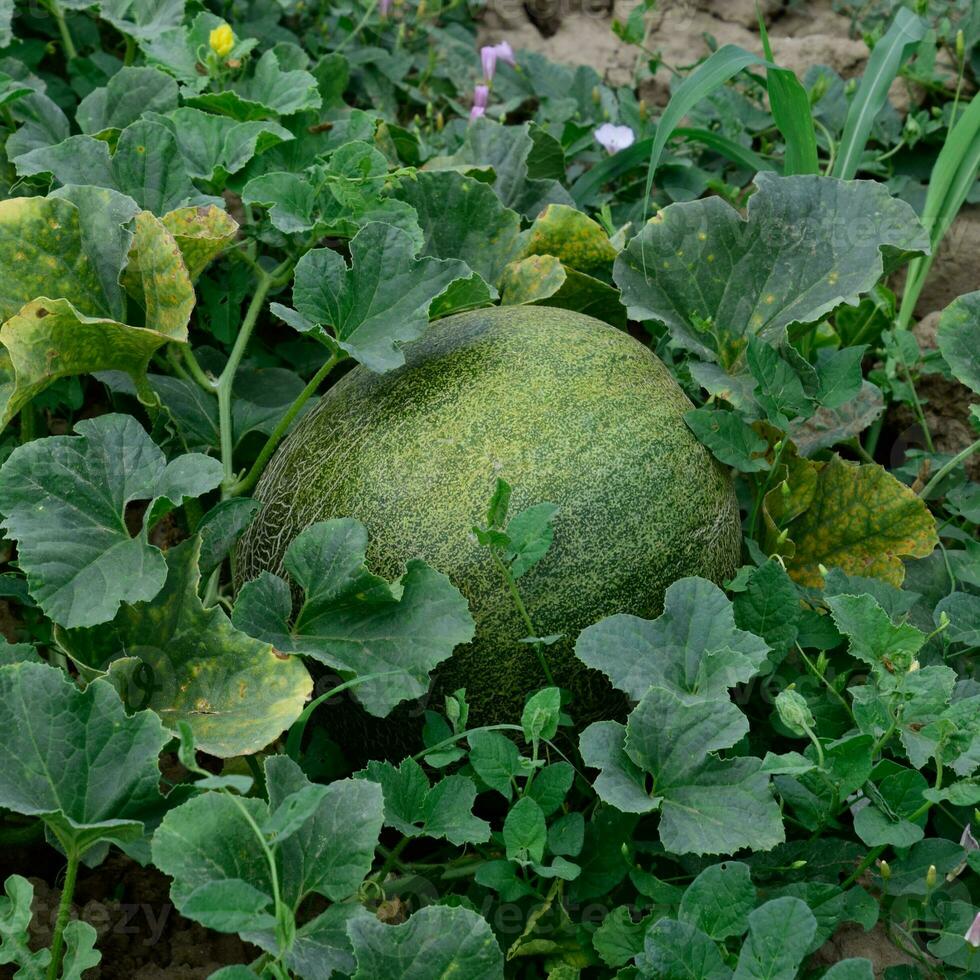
962;823;979;852
481;41;515;82
965;911;980;948
469;104;486;122
480;45;498;81
379;0;392;15
494;41;515;66
594;123;635;154
473;84;489;109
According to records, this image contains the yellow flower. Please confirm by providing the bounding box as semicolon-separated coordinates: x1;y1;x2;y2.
209;23;235;58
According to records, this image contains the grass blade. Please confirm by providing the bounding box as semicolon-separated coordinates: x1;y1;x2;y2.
897;90;980;328
673;127;776;173
758;12;818;175
832;8;927;180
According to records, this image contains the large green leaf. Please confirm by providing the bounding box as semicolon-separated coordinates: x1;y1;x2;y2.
348;906;505;980
576;577;770;701
0;196;196;425
152;756;383;970
0;414;222;628
732;897;817;979
287;222;473;372
636;919;731;980
360;757;491;845
76;66;179;135
0;661;169;856
391;170;521;288
937;290;980;393
613;173;928;365
185;49;321;121
57;538;311;757
233;519;474;717
580;686;784;855
100;0;185;40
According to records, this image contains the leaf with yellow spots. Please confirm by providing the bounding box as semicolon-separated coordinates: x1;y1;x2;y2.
160;204;238;280
613;172;928;367
520;204;617;277
764;454;938;587
56;537;312;758
0;195;195;427
500;254;626;330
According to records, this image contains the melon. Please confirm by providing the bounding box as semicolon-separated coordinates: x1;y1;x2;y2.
237;306;740;752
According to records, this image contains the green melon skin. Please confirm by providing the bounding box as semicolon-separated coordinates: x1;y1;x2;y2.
237;306;740;757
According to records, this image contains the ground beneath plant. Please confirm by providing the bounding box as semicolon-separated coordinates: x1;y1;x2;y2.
0;847;257;979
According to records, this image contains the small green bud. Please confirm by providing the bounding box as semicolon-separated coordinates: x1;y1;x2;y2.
818;563;829;577
776;689;815;736
780;479;791;497
926;864;937;889
789;860;807;870
956;28;965;62
877;859;891;879
776;528;790;546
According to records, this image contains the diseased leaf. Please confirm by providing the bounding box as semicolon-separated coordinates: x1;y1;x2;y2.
576;577;770;701
348;906;504;980
790;381;884;457
290;222;473;372
0;414;222;628
56;538;312;757
0;661;169;855
767;455;938;587
614;173;927;363
160;205;238;280
359;757;490;845
521;203;617;276
233;519;474;717
0;197;196;426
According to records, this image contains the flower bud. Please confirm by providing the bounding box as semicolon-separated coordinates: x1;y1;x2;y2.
956;29;965;62
965;911;980;948
776;688;815;736
877;859;891;879
209;23;235;58
926;864;937;889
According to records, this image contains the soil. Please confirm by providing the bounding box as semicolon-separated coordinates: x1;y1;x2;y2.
0;847;258;979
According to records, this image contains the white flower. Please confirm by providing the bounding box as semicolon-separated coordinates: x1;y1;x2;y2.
594;123;635;154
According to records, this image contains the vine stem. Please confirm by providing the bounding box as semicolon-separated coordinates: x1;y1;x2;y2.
231;350;344;497
45;0;77;60
47;848;80;980
373;836;410;884
919;436;980;500
217;260;293;494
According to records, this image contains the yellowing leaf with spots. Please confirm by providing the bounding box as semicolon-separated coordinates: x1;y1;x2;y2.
161;204;238;281
613;173;928;368
521;204;617;277
501;254;626;329
765;453;937;587
0;194;195;427
56;537;312;758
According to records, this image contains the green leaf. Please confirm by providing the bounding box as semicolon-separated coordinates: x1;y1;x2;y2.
100;0;185;40
392;170;520;289
233;519;474;717
769;455;938;588
814;346;867;409
76;66;179;135
614;173;928;363
581;687;784;855
504;796;547;864
433;117;574;220
360;757;490;845
0;662;169;856
576;577;770;701
185;49;321;121
678;861;755;941
822;962;874;980
832;8;927;180
733;897;817;980
853;769;928;848
592;906;652;969
503;501;560;579
57;538;312;757
0;875;50;977
732;560;801;656
348;905;504;980
637;918;732;980
522;687;562;743
181;880;276;933
197;498;262;578
684;407;770;473
468;730;523;798
745;335;813;426
937;290;980;393
826;593;925;673
0;414;222;628
152;756;383;944
151;108;293;185
290;222;473;372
